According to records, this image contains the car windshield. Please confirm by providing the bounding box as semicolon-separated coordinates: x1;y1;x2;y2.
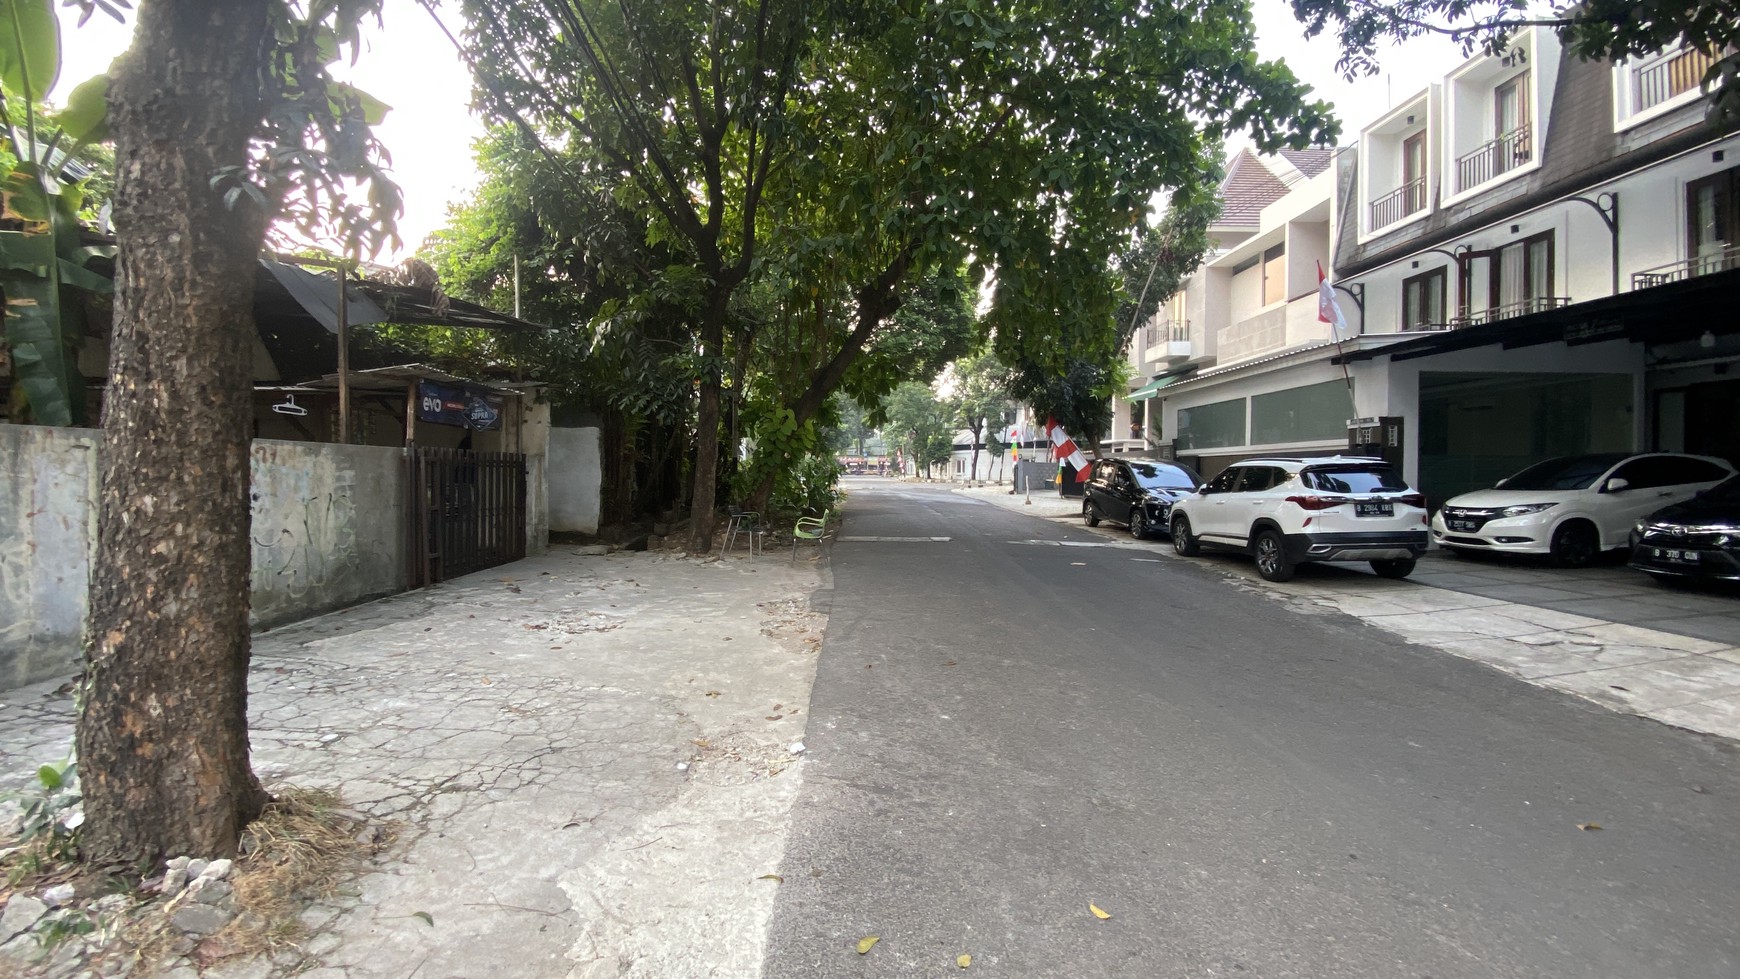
1129;462;1199;490
1499;454;1631;491
1301;466;1407;493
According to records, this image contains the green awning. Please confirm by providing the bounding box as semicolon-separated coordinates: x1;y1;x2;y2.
1126;370;1195;402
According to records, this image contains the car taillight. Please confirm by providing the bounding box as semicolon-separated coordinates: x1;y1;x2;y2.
1397;493;1425;508
1285;495;1348;511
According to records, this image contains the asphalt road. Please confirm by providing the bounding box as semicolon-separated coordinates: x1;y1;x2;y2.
759;479;1740;978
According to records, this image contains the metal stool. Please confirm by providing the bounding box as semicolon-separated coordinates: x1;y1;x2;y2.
721;507;764;556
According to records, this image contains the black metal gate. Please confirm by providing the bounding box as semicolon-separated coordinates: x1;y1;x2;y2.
408;446;527;586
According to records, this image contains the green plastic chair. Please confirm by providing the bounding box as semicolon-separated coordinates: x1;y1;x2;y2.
791;508;831;563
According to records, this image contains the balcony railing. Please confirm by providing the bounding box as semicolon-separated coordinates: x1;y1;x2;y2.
1633;47;1718;115
1369;177;1427;230
1632;245;1740;289
1456;125;1532;192
1449;294;1569;328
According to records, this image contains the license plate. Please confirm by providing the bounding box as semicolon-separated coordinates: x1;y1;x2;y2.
1355;502;1394;517
1654;547;1700;564
1447;519;1476;532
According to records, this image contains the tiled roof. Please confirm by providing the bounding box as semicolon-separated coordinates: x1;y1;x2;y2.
1278;147;1334;178
1215;149;1292;227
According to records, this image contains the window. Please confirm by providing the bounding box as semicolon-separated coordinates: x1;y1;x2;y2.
1261;243;1286;306
1235;467;1282;493
1459;232;1554;322
1302;465;1407;493
1176;398;1247;450
1204;468;1242;494
1495;73;1529;143
1251;381;1354;444
1129;462;1200;490
1686;167;1740;274
1402;268;1447;330
1610;456;1677;490
1656;456;1733;486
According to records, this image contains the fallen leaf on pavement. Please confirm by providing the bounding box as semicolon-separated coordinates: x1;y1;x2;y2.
957;953;972;968
856;937;880;955
1577;822;1603;831
758;874;783;883
1089;903;1112;920
1693;784;1708;794
412;911;434;926
706;691;722;697
766;715;783;721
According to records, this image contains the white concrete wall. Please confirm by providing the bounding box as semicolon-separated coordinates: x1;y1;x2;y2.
0;426;98;689
249;440;409;629
547;426;603;534
1;431;431;690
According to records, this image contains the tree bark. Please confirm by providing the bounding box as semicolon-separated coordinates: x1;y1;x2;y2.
77;0;274;868
686;291;728;552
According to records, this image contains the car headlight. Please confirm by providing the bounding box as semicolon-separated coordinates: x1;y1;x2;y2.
1501;503;1558;517
1632;520;1647;537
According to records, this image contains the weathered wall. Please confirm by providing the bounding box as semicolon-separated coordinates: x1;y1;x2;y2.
248;440;408;629
2;433;410;689
0;426;99;689
548;426;602;534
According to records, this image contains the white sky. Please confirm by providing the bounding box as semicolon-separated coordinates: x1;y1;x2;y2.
54;0;1469;263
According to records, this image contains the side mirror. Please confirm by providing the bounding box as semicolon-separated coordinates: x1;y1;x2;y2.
1603;477;1631;493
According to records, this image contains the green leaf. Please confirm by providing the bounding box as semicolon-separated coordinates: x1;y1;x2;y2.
0;0;58;101
329;81;392;125
57;73;109;144
36;764;61;790
411;911;434;926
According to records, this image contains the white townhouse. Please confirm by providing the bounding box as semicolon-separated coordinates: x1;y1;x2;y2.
1131;27;1740;504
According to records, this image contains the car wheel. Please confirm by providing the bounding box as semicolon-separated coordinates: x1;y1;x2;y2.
1171;515;1199;556
1130;510;1148;539
1371;558;1416;579
1083;500;1100;527
1252;528;1295;582
1549;521;1599;568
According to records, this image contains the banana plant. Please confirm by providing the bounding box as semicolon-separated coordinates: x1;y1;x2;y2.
0;0;117;426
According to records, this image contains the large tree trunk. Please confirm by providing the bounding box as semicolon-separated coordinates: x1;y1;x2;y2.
77;0;274;868
686;294;727;553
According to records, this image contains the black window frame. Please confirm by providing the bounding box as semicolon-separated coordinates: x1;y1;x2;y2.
1402;267;1447;330
1459;231;1555;318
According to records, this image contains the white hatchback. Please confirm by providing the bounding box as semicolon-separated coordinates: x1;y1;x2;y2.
1431;452;1737;567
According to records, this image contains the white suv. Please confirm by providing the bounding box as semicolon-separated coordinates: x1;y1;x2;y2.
1169;456;1430;582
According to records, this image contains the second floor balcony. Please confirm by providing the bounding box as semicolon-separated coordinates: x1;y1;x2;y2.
1370;177;1427;231
1142;321;1193;364
1632;245;1740;289
1449;294;1569;328
1456;125;1532;192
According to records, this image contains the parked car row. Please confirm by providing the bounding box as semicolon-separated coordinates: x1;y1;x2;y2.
1083;450;1740;586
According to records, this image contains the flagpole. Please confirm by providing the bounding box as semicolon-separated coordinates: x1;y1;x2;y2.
1318;261;1360;440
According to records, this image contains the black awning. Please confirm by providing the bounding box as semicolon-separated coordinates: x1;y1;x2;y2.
1338;267;1740;364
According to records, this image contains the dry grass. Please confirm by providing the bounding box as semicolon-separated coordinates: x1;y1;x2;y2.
130;786;393;969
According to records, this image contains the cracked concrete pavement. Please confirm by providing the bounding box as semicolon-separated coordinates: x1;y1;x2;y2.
958;483;1740;742
1;545;828;978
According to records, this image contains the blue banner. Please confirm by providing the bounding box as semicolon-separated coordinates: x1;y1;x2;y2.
417;380;504;431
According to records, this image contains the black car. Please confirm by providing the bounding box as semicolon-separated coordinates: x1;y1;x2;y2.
1083;458;1201;539
1629;474;1740;583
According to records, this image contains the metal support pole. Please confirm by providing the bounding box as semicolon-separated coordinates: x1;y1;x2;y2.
513;253;522;319
1568;192;1621;295
404;380;418;447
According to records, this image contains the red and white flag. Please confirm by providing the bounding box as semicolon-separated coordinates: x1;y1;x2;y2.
1317;260;1355;343
1046;418;1092;482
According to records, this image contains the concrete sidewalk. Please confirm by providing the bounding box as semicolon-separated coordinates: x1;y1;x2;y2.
1;545;828;978
963;484;1740;743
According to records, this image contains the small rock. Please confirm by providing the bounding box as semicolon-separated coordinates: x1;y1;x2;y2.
185;859;209;880
171;902;232;936
89;894;130;916
355;824;383;846
319;733;340;743
789;742;806;755
187;879;234;907
0;895;48;944
675;762;689;772
198;858;234;881
40;883;76;907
